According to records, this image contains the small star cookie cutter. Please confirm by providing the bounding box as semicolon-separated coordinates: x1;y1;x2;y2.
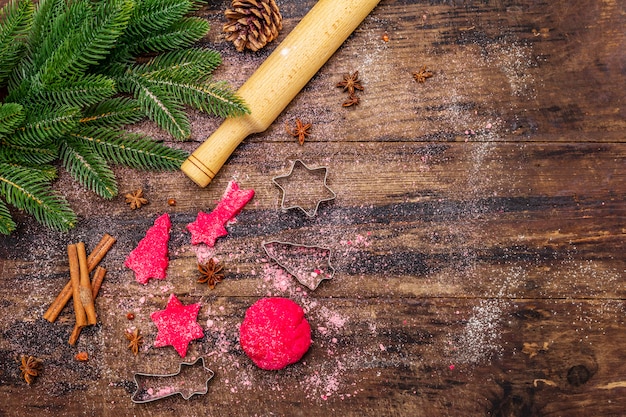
272;159;336;217
131;357;215;403
263;240;335;290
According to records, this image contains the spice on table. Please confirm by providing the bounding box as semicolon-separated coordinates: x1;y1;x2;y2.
125;189;148;210
412;65;434;83
342;93;360;107
197;259;224;289
336;71;364;95
19;355;41;385
43;234;116;323
125;328;144;355
68;266;107;345
76;242;97;325
68;244;88;332
285;118;311;145
75;352;89;362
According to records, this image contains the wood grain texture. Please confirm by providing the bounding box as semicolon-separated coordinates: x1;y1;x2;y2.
0;0;624;416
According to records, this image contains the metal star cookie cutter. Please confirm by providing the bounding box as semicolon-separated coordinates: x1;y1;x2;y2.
131;357;215;403
263;240;335;290
272;159;336;217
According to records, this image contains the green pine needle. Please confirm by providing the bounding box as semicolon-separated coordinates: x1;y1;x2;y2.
6;106;80;146
124;0;194;40
134;47;222;82
37;74;116;108
60;138;118;198
0;198;16;234
147;78;249;118
38;0;134;84
0;162;77;232
0;140;58;165
127;17;209;54
0;0;248;233
0;102;25;134
80;97;144;128
71;127;188;170
0;0;33;86
119;74;191;139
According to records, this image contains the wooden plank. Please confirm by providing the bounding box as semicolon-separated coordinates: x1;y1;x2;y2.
1;299;625;416
1;141;623;298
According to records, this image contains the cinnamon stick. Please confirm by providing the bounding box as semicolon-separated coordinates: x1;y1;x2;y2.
87;233;116;269
68;325;82;346
69;266;107;345
91;266;106;299
43;234;116;322
76;242;97;325
68;244;87;330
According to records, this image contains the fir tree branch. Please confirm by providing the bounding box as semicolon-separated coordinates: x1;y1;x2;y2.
38;0;134;85
0;0;245;234
0;198;16;235
80;97;144;128
2;161;57;181
0;0;33;87
117;74;191;139
28;0;66;58
5;105;79;146
133;47;222;83
27;0;92;82
21;162;57;181
70;127;188;170
0;162;76;232
36;74;116;108
127;17;209;55
60;138;118;199
0;102;25;134
144;78;249;118
0;139;58;165
124;0;195;40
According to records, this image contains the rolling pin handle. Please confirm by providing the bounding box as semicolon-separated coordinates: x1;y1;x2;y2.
181;116;259;187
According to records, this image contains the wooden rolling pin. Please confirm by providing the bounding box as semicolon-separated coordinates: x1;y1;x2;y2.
182;0;381;187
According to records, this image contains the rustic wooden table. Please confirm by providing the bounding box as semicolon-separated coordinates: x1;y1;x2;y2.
1;0;625;416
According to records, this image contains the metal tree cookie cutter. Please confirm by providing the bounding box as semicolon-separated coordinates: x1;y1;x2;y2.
272;159;336;217
263;240;335;290
131;357;215;403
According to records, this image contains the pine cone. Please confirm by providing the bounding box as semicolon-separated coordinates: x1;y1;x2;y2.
223;0;283;52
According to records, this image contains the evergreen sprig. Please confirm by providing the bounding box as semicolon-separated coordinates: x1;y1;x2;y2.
0;0;249;234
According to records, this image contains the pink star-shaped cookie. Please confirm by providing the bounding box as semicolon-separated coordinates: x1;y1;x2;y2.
150;294;204;358
187;181;254;247
125;213;171;284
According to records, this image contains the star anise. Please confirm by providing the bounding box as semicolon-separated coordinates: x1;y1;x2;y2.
125;328;143;355
19;355;41;385
412;65;433;83
197;258;224;289
285;118;311;145
336;71;364;95
125;189;148;210
342;93;360;107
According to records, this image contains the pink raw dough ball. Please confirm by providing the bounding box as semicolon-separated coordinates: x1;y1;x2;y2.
239;297;311;370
